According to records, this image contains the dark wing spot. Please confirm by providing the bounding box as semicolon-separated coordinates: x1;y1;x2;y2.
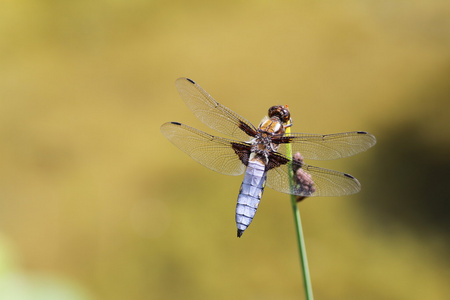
266;152;290;171
171;122;182;126
186;78;196;84
238;121;257;137
273;136;293;144
357;131;368;134
344;173;355;179
231;143;251;166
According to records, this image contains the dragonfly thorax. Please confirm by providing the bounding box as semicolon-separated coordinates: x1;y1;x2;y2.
250;132;279;162
259;116;286;136
250;115;287;161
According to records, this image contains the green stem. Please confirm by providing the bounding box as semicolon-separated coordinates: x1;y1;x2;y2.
285;125;314;300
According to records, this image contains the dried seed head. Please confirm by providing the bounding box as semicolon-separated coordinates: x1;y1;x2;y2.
292;152;316;201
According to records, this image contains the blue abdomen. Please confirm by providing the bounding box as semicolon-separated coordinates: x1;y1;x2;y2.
235;160;267;237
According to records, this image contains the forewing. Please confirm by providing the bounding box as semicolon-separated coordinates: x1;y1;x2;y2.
266;153;361;196
160;122;251;176
175;78;257;141
275;131;376;160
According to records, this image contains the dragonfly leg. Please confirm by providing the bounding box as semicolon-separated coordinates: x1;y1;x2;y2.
284;118;293;128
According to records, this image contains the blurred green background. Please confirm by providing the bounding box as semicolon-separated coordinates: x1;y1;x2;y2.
1;1;449;299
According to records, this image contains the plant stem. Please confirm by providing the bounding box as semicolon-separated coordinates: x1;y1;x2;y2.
285;124;314;300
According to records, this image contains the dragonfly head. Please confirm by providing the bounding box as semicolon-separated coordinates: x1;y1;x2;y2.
268;105;291;124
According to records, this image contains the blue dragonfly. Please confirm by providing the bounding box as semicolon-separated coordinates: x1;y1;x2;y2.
161;78;376;237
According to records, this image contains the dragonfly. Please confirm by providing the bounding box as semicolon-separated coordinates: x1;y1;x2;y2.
160;78;376;237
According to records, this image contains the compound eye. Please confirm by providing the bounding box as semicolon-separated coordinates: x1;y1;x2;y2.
268;106;279;118
281;107;291;122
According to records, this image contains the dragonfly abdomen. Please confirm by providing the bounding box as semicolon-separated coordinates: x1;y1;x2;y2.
235;160;267;238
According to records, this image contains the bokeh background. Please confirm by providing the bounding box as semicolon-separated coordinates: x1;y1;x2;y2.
1;1;449;299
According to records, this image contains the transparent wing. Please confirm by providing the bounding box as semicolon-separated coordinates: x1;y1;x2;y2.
266;153;361;197
175;77;257;141
276;131;376;160
160;122;250;176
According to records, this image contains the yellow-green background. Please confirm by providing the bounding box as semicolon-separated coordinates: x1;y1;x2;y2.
1;1;449;299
